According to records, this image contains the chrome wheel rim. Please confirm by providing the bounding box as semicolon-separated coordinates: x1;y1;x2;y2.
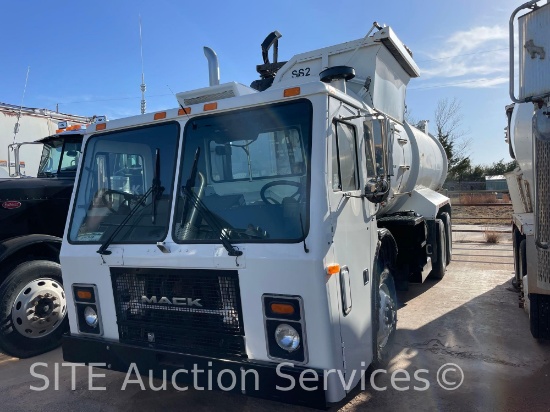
11;278;67;338
377;282;396;350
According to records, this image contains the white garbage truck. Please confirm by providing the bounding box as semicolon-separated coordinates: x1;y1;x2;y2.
60;24;450;406
506;0;550;339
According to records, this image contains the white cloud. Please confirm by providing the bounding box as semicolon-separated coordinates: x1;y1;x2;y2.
459;77;509;88
415;25;510;89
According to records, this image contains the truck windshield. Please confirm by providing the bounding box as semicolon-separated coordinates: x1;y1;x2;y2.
37;138;82;176
174;100;312;243
68;122;180;243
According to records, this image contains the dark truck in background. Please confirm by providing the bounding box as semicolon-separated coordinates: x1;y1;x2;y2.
0;129;84;357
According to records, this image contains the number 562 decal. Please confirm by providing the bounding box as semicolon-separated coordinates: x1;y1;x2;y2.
291;67;311;77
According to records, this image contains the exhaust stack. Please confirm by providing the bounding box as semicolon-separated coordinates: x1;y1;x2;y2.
204;47;220;86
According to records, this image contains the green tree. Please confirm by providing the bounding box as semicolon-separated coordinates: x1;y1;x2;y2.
483;159;517;176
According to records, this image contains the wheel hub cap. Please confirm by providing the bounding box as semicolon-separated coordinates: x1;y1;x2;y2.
11;278;67;338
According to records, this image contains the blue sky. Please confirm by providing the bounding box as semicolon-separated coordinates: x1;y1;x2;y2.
0;0;524;165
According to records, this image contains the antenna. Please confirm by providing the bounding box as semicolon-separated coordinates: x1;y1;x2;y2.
13;66;30;144
139;15;146;114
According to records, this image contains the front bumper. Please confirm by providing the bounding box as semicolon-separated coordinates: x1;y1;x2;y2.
62;334;327;408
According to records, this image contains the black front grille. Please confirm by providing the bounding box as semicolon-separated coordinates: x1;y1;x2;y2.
111;268;246;358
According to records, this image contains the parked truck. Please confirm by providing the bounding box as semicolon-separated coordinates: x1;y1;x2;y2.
0;103;90;177
60;25;450;406
0;120;96;358
506;0;550;339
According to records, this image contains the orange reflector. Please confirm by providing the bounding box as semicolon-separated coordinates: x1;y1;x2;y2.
204;102;218;111
284;87;301;97
178;107;191;115
96;123;106;131
326;264;340;275
76;290;92;300
154;112;167;120
271;303;295;315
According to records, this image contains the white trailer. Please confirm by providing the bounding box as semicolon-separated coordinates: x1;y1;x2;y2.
0;103;91;177
507;0;550;339
60;25;450;406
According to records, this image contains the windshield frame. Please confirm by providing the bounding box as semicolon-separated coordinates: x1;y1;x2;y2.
67;121;181;245
173;98;313;245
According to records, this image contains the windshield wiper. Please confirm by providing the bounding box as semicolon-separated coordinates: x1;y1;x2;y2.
182;186;242;257
180;147;242;257
97;148;162;256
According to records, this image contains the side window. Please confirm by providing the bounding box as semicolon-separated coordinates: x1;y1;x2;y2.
59;141;82;172
332;121;359;192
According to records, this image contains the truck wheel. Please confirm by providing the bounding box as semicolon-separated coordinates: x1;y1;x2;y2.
0;260;68;358
440;212;452;264
430;219;447;279
530;294;550;340
372;246;397;368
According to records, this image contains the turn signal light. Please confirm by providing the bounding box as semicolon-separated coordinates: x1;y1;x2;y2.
76;290;92;300
270;303;295;315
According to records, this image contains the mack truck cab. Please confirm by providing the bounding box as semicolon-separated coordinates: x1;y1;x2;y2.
60;25;450;407
0;125;87;358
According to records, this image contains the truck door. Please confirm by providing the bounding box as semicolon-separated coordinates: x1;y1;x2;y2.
328;98;377;389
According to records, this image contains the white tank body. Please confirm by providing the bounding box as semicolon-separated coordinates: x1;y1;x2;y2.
378;121;448;215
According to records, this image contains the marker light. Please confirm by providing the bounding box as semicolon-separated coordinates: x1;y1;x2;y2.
326;264;340;275
154;112;166;120
96;123;106;131
178;107;191;115
204;102;218;111
284;87;301;97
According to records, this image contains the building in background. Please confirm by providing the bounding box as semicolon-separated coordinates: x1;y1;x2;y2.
485;175;508;191
0;103;92;177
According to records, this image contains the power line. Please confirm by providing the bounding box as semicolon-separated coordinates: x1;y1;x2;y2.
57;93;172;105
409;77;507;90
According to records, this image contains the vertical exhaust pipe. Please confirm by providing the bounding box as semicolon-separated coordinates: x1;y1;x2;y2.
203;47;220;86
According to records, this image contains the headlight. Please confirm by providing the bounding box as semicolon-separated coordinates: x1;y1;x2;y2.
275;323;300;352
84;306;98;327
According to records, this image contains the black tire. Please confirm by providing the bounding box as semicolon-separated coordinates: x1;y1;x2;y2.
512;230;520;289
0;260;68;358
530;294;550;340
372;244;397;368
430;219;447;279
440;212;452;264
519;239;527;280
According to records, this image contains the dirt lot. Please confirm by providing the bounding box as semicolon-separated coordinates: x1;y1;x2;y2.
452;205;513;225
1;229;549;411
